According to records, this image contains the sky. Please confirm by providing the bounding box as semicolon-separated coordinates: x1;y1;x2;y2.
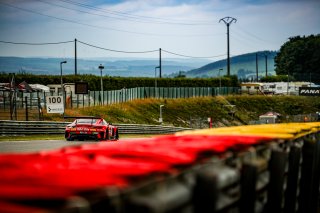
0;0;319;62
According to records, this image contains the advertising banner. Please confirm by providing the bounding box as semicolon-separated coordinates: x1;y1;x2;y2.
299;87;320;96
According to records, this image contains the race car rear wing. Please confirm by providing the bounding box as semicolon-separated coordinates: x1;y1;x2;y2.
64;116;103;125
64;116;102;119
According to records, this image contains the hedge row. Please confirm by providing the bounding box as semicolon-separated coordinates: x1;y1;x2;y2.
0;73;239;91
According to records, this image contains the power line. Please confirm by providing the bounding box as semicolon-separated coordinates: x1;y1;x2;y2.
0;40;74;45
78;40;158;54
234;25;272;43
1;2;218;37
0;2;150;36
162;49;226;59
57;0;217;26
0;38;226;58
35;0;156;25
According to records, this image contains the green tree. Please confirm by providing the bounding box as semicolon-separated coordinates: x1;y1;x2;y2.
260;75;293;82
275;34;320;83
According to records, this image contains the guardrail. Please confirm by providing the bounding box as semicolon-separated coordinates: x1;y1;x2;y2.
0;120;191;135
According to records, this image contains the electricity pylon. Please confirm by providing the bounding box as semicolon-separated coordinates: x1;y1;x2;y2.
219;17;237;76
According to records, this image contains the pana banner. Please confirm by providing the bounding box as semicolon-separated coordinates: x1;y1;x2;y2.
299;87;320;96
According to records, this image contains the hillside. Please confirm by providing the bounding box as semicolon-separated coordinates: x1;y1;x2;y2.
0;52;278;79
44;96;320;128
184;51;278;80
0;57;209;77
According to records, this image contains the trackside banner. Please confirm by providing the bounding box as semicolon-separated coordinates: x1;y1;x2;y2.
299;87;320;96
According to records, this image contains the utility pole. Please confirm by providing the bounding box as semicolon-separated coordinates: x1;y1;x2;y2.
256;53;259;81
159;48;162;78
219;17;237;76
75;38;77;75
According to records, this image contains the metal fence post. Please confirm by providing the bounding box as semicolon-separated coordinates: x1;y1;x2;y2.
25;96;28;121
37;97;41;121
102;91;104;105
43;92;46;108
29;92;32;108
3;96;6;110
88;90;90;107
64;90;67;110
107;91;109;104
82;94;84;108
93;91;95;106
70;91;73;109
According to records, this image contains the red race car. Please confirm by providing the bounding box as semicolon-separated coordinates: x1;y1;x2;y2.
64;116;119;141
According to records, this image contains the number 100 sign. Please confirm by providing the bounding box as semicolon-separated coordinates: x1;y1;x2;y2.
46;96;64;113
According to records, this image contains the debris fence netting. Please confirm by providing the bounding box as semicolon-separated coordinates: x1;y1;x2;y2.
0;123;320;213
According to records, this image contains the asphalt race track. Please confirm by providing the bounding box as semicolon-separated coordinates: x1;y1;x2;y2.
0;140;97;153
0;138;138;153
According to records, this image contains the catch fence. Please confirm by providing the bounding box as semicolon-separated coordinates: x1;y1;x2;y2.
64;86;239;107
0;87;239;121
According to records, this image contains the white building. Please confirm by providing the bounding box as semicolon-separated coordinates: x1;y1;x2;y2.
240;83;264;95
47;83;75;95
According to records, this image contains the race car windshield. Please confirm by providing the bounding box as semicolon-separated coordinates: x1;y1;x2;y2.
76;119;97;124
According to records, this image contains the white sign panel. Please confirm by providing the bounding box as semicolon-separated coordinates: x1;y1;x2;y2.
46;96;64;113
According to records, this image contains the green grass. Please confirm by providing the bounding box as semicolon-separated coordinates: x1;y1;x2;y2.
0;134;64;141
7;95;320;129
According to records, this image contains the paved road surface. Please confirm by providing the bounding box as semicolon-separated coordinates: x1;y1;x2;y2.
0;140;99;153
0;138;142;153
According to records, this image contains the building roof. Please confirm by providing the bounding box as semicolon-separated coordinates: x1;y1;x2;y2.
259;111;281;117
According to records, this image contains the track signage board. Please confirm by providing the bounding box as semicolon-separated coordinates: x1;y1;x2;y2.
75;82;88;94
299;87;320;96
46;96;64;113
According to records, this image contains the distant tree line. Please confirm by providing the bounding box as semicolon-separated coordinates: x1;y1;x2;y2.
260;75;294;82
0;73;239;91
275;34;320;83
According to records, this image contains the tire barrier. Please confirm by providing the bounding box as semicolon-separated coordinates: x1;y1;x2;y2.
0;122;319;213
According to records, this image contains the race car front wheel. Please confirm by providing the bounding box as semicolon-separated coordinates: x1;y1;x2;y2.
65;132;73;141
66;137;74;141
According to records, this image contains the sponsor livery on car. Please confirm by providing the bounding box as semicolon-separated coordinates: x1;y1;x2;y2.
64;116;119;141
